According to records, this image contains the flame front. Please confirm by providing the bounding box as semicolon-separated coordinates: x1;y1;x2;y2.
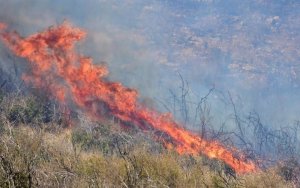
0;23;257;173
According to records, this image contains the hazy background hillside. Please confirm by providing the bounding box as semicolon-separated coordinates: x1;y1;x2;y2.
0;1;300;187
0;0;299;126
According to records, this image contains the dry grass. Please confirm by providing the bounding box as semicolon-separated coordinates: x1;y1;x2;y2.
0;94;297;187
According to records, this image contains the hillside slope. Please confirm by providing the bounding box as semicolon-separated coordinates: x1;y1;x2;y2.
0;91;296;187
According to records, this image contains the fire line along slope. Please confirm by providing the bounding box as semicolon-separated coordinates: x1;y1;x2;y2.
0;22;257;174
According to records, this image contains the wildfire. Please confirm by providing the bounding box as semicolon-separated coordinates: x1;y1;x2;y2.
0;22;257;173
0;22;6;30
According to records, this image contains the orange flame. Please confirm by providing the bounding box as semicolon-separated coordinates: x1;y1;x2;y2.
0;22;257;173
0;22;7;30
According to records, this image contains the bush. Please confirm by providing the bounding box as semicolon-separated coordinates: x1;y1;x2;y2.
0;91;297;187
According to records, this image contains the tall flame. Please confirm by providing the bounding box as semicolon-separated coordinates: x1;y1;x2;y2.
0;22;257;173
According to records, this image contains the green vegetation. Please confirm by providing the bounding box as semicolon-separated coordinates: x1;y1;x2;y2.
0;93;297;187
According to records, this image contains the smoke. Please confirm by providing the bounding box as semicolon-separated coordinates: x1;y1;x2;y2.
0;0;162;98
0;22;257;173
0;0;300;163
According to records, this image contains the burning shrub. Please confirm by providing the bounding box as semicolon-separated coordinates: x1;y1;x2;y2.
0;22;257;173
0;21;298;187
0;111;295;187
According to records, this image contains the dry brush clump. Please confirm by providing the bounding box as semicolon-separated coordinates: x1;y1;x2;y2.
0;92;297;187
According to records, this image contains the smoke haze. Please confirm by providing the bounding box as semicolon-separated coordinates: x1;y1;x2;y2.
0;0;300;139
